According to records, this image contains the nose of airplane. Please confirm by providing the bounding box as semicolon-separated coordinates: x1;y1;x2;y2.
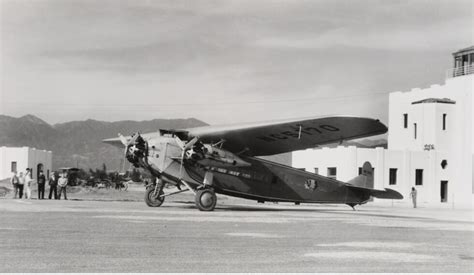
122;133;147;168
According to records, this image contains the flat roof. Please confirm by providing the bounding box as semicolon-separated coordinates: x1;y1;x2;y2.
411;98;456;105
453;45;474;56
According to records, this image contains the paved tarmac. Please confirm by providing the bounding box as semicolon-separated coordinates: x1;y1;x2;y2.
0;196;473;273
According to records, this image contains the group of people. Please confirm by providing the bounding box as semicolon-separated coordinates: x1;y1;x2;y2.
10;169;68;200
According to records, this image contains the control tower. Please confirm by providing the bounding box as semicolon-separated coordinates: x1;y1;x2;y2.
450;46;473;77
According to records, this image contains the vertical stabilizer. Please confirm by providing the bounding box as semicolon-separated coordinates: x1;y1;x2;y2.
348;161;374;189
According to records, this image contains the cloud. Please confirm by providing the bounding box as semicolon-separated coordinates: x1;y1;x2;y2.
254;17;472;51
1;0;472;124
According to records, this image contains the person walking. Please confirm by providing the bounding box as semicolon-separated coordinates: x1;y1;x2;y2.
37;170;46;200
24;169;32;199
48;172;58;199
10;172;20;199
58;173;68;200
410;187;417;208
17;172;25;199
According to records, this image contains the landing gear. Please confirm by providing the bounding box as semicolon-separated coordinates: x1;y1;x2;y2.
145;185;164;207
195;188;217;211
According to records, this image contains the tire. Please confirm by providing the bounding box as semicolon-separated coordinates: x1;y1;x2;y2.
195;189;217;211
144;186;164;207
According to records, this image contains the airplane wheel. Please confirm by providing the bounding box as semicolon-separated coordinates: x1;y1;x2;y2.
145;186;164;207
195;189;217;211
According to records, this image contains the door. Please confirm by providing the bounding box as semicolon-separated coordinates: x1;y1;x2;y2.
440;181;448;203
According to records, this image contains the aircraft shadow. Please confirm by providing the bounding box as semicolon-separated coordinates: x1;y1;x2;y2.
169;200;438;221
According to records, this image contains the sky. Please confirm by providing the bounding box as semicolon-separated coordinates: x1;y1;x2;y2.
0;0;472;126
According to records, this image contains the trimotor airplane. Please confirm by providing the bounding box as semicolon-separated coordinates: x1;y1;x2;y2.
103;116;403;211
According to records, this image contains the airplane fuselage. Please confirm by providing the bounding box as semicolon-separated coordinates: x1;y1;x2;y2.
143;135;370;206
183;156;371;205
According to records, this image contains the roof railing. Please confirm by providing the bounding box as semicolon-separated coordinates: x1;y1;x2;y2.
446;64;473;79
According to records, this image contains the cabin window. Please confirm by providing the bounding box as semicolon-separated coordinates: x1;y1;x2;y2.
415;169;423;186
11;162;17;173
327;167;337;179
403;113;408;128
442;113;447;130
414;123;417;139
314;168;319;174
389;168;397;185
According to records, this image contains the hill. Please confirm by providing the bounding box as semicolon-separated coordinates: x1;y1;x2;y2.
0;114;208;170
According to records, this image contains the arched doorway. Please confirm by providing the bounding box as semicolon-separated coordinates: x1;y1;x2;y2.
37;163;43;180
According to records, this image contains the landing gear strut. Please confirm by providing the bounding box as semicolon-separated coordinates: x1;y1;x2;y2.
195;188;217;211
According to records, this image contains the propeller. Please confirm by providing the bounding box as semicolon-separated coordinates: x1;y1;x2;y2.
118;132;143;168
175;136;199;178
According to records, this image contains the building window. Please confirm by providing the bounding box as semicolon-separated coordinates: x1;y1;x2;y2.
414;123;417;139
314;168;319;174
441;160;448;169
442;113;447;130
11;162;17;173
403;113;408;128
327;167;337;179
389;168;397;185
415;169;423;186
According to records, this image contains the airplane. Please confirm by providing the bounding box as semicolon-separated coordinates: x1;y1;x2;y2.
103;116;403;211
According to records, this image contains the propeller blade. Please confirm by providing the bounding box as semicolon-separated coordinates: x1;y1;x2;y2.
184;137;199;150
129;133;140;146
118;133;128;147
174;136;186;150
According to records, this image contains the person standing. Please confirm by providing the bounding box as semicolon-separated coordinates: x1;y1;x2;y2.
37;170;46;200
10;172;19;199
58;173;68;200
48;172;58;199
24;169;32;199
410;187;417;208
17;172;25;199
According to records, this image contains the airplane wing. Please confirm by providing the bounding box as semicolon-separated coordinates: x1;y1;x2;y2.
103;116;387;156
185;116;387;156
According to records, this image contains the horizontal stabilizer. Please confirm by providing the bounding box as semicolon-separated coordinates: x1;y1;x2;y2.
348;185;404;200
369;188;404;199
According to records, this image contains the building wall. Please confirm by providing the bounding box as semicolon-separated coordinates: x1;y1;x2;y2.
0;147;53;180
292;74;473;208
292;146;460;206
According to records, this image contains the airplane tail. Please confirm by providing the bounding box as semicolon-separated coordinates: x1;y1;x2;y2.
348;161;374;189
347;161;403;200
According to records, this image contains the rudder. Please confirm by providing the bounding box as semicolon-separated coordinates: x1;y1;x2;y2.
347;161;374;189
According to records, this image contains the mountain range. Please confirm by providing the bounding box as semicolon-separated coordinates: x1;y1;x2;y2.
0;114;387;170
0;114;208;170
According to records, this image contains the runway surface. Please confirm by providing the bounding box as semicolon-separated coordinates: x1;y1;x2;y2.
0;197;473;272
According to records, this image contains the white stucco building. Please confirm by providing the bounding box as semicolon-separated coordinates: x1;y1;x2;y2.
0;146;53;181
293;46;473;208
